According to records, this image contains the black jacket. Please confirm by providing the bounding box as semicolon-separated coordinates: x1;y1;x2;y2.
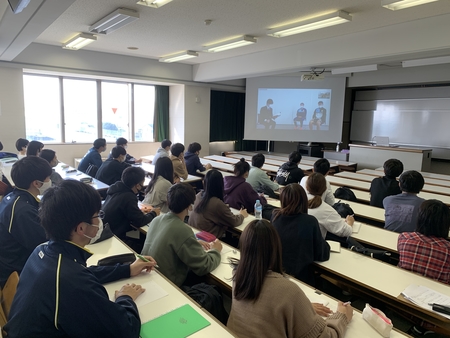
369;176;401;208
184;151;206;175
102;181;157;237
275;162;304;185
96;158;130;185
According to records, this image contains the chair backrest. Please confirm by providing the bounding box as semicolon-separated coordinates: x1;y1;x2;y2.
1;271;19;328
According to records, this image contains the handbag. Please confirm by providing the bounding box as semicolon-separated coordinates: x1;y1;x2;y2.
334;186;357;202
332;200;354;218
347;237;391;263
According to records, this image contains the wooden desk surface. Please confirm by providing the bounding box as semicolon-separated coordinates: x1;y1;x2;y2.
315;249;450;333
203;156;281;174
87;236;235;338
55;163;110;191
140;163;202;183
220;154;314;171
375;167;450;182
351;223;399;253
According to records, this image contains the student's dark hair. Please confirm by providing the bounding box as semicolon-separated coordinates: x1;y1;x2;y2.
40;180;102;241
314;158;330;176
11;156;52;189
93;138;106;149
383;159;404;178
0;141;2;151
233;219;283;301
167;182;195;214
416;200;450;238
195;170;224;213
144;157;173;195
187;142;201;153
121;166;145;188
26;140;44;156
288;151;302;164
252;153;265;168
399;170;424;193
272;184;307;221
15;138;29;151
170;143;185;157
266;99;273;105
111;146;126;159
161;139;172;149
233;158;250;177
116;137;128;146
39;149;56;164
306;173;326;209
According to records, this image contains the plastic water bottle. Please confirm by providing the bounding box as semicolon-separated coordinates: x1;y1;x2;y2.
254;200;262;219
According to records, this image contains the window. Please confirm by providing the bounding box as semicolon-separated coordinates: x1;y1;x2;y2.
23;74;156;143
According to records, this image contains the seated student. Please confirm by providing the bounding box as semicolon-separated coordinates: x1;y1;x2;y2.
96;146;130;185
271;184;330;285
142;183;222;287
224;158;267;214
370;159;403;208
152;139;172;165
189;169;248;237
26;140;44;156
143;156;174;213
300;158;335;206
184;142;212;175
39;149;63;185
227;219;352;337
306;173;353;239
102;167;159;238
170;142;188;181
384;170;425;233
0;156;52;288
398;200;450;285
15;138;29;159
5;180;157;337
108;137;142;164
246;153;279;196
78;138;107;174
275;150;304;185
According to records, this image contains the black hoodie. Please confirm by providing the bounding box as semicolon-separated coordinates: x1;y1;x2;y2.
275;162;304;185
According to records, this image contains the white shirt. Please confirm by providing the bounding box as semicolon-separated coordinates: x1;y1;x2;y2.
300;176;335;206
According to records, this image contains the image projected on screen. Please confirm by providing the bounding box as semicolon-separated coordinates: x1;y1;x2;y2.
257;88;331;131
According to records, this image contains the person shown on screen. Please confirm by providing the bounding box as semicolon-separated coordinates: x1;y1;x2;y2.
309;101;327;130
293;103;307;130
258;99;280;129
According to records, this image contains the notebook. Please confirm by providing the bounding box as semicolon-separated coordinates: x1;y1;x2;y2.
140;304;210;338
352;222;362;233
327;240;341;253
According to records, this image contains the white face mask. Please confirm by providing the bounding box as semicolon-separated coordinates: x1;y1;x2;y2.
84;219;103;244
37;180;52;195
124;145;128;150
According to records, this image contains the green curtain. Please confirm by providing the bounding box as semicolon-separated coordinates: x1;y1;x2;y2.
153;86;169;142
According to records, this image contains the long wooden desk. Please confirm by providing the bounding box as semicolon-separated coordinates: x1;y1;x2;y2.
87;236;235;337
357;169;450;188
203;156;282;174
55;163;110;191
337;171;450;193
140;163;202;184
374;167;450;182
217;154;314;172
314;248;450;334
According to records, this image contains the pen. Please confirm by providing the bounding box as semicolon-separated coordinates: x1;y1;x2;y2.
428;303;450;315
135;253;159;268
343;301;351;306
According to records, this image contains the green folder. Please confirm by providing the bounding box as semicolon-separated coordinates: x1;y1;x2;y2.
140;304;211;338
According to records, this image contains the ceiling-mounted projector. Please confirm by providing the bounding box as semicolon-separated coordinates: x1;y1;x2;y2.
301;74;325;81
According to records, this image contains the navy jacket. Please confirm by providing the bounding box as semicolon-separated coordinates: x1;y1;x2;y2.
78;147;103;173
0;188;46;288
5;240;139;338
95;158;130;185
184;151;206;175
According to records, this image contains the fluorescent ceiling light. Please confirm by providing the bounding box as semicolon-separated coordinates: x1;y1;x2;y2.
267;11;352;38
62;33;97;50
136;0;173;8
331;64;378;75
204;36;257;53
381;0;439;10
159;51;199;63
89;8;139;35
402;56;450;68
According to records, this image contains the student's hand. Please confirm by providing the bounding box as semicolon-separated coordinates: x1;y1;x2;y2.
209;239;222;253
129;256;157;276
135;158;143;164
345;215;354;226
174;177;181;184
115;283;145;301
336;301;353;322
312;303;333;317
205;163;212;170
239;208;248;218
198;240;211;251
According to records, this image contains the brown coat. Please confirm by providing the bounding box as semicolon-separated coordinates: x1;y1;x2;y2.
170;154;188;180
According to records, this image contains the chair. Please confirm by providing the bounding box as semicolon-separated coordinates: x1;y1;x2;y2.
0;271;19;336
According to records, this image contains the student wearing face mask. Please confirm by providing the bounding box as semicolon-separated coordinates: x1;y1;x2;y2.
39;149;63;185
5;180;157;338
107;137;142;165
96;146;130;185
0;156;52;288
101;167;160;238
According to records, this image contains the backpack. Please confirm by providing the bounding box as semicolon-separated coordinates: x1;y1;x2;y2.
332;200;354;218
334;186;357;202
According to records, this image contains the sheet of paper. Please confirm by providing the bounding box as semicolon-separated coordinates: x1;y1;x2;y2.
352;222;361;233
401;285;450;319
327;240;341;253
108;280;168;307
